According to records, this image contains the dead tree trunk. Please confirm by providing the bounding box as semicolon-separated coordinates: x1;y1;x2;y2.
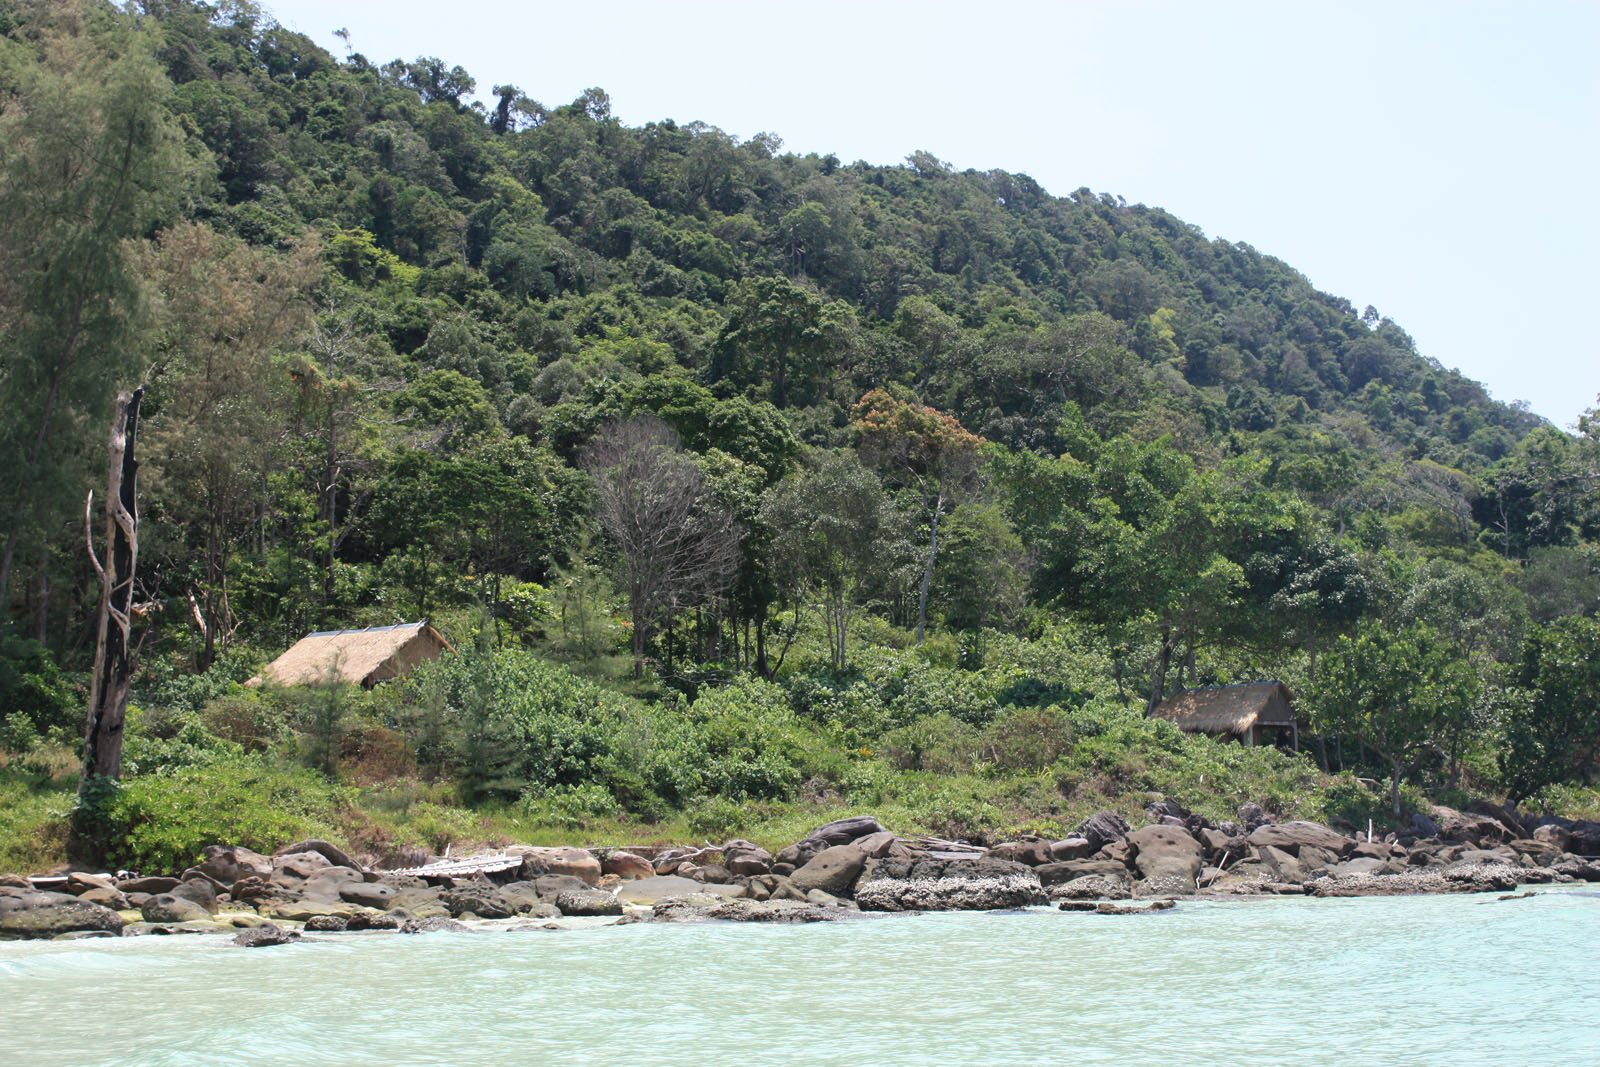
74;388;143;861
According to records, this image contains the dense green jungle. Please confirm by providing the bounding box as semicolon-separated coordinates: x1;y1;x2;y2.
2;0;1598;873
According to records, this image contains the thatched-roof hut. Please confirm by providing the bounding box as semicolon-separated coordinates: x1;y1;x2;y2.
250;622;454;689
1151;681;1300;749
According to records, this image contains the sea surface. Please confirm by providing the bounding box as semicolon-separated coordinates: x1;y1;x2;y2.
3;888;1597;1066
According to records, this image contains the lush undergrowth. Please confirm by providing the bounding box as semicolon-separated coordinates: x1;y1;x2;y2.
0;624;1524;876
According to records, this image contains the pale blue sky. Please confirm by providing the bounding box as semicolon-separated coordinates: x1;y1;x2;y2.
262;0;1599;429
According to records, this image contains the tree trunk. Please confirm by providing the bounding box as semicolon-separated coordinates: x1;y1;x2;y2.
914;491;945;644
72;389;143;864
1146;627;1175;716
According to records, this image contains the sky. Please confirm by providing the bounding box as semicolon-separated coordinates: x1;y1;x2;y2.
261;0;1599;430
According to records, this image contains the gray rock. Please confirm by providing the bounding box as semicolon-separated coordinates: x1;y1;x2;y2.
140;893;212;924
304;914;348;932
339;882;395;909
788;843;870;898
117;875;180;895
232;923;303;947
192;845;274;886
1238;802;1270;831
987;837;1054;866
553;889;622;917
273;838;363;872
1246;821;1354;856
1410;812;1440;838
1048;837;1096;862
0;888;125;940
346;911;403;931
1034;859;1131;886
1126;824;1203;895
1048;875;1131;901
615;875;744;904
855;856;1046;912
1076;811;1130;852
441;886;512;919
400;916;469;934
649;898;853;924
803;815;888;848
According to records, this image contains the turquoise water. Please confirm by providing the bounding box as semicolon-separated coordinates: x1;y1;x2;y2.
3;889;1597;1066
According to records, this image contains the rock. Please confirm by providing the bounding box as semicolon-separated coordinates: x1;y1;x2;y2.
855;856;1046;912
615;875;744;904
553;889;622;917
1567;821;1600;856
789;843;870;898
0;873;31;889
1198;828;1249;860
270;851;333;887
721;840;775;875
273;839;363;872
1532;823;1572;851
1304;862;1527;897
77;886;131;911
1434;807;1512;847
118;875;180;895
1246;821;1353;856
1049;875;1131;901
1125;824;1203;895
1076;811;1130;852
1255;845;1308;884
339;882;395;909
1034;859;1131;886
601;850;654;881
1048;837;1095;862
1410;812;1440;838
304;914;348;932
1238;802;1270;831
774;841;821;869
987;837;1054;866
1551;857;1600;882
686;863;734;884
66;872;117;895
192;845;274;886
171;877;219;913
400;916;469;934
1145;797;1187;821
649;898;852;924
140;893;212;924
1330;857;1397;877
231;923;303;947
851;831;904;858
441;886;512;919
803;815;888;848
346;911;403;931
256;899;358;922
508;846;601;885
0;888;125;940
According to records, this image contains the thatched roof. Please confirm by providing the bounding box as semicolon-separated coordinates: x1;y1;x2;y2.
250;622;454;689
1151;682;1296;735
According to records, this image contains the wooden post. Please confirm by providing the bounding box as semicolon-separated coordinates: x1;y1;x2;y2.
79;388;143;800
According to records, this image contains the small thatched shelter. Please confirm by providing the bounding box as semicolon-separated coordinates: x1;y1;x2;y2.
1151;681;1300;749
250;622;454;689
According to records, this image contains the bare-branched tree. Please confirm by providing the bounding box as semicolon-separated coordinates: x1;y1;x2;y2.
583;416;742;676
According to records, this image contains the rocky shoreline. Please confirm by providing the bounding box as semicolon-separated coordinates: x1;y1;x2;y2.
4;801;1598;944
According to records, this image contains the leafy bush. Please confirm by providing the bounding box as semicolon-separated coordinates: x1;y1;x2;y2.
0;633;81;750
99;756;341;873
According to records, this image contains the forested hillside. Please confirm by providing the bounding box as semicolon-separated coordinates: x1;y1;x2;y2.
3;1;1597;870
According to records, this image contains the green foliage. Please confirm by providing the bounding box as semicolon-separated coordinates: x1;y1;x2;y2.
0;632;80;750
97;756;342;873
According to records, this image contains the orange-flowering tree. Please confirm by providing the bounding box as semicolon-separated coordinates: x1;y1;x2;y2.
852;389;986;641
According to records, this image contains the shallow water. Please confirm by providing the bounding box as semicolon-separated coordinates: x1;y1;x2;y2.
3;889;1597;1066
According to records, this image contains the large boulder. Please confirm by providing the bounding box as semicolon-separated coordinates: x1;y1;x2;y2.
192;845;274;887
1566;821;1600;856
1125;824;1203;895
0;888;125;940
987;837;1054;867
854;856;1046;912
232;923;302;948
615;875;744;904
141;893;212;924
554;888;622;917
509;846;602;885
803;816;887;848
1048;838;1096;862
441;885;513;919
1434;807;1512;847
1247;821;1354;857
273;839;362;872
270;850;333;888
602;851;655;881
339;882;396;909
788;843;870;898
1034;859;1131;886
721;840;775;876
1076;811;1130;853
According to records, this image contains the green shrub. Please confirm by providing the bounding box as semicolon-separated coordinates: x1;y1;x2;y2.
99;757;341;873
